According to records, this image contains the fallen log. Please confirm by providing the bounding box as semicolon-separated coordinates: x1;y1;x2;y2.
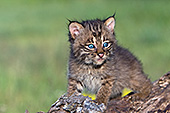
31;72;170;113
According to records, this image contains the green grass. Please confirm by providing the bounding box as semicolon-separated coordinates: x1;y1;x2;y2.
0;0;170;112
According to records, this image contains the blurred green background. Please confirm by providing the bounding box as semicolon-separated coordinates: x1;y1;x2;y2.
0;0;170;112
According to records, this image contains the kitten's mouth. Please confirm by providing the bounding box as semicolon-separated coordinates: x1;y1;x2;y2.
93;57;106;66
85;56;106;66
97;58;104;61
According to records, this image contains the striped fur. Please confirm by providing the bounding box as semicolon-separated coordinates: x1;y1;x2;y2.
67;15;152;105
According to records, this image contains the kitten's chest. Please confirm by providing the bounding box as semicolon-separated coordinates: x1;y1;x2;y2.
69;62;111;93
78;67;107;93
82;74;102;93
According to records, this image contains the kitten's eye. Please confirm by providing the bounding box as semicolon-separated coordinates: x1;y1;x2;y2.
103;42;109;48
88;44;95;49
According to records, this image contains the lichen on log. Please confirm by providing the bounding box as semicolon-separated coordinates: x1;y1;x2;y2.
48;93;106;113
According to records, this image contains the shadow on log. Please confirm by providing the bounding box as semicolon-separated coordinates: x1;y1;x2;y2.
27;72;170;113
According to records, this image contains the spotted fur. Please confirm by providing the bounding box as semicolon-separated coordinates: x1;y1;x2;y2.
67;14;152;105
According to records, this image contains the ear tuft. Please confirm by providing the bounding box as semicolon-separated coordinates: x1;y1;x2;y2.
69;22;84;39
104;15;116;32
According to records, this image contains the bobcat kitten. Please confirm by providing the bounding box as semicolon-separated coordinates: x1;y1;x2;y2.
67;14;152;105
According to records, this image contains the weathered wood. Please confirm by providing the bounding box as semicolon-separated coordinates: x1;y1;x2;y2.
33;72;170;113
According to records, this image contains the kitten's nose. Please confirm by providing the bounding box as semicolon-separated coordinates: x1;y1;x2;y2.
98;53;104;58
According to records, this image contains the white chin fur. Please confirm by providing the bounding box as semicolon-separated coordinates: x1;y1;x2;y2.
93;56;106;66
94;59;105;65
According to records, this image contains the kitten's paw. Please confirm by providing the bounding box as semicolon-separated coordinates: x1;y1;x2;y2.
94;98;108;106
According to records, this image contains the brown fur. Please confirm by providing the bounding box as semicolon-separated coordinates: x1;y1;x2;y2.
67;15;152;105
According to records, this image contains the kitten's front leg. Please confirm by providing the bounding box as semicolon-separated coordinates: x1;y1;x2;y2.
130;78;152;100
67;78;83;97
95;77;114;105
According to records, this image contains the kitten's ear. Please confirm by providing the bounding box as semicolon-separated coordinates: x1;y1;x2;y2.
69;22;84;39
104;14;116;32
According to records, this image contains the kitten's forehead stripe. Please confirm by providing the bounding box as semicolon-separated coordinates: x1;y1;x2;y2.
99;24;102;32
93;37;97;46
92;32;96;37
102;36;106;42
89;23;95;32
86;21;103;37
88;23;91;31
91;38;94;43
101;35;104;42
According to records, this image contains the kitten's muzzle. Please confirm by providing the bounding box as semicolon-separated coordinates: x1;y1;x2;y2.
98;53;104;58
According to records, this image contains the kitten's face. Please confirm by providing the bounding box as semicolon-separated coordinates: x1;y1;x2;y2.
69;16;117;66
